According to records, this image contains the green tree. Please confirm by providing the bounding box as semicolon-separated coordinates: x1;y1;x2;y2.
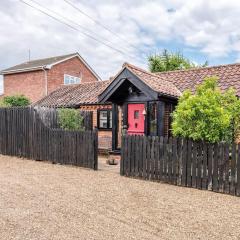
172;76;240;143
2;95;30;107
58;108;84;131
148;49;208;72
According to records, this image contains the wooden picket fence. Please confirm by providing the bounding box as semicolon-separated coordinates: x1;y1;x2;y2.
121;135;240;196
0;107;98;170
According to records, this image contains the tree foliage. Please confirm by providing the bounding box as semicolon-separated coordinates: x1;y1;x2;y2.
58;108;84;131
2;95;30;107
172;76;240;143
148;49;208;72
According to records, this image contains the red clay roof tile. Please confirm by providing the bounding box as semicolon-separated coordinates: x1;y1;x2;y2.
35;62;240;107
155;63;240;95
35;80;110;107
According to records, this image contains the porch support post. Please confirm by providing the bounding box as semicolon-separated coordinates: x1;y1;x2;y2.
157;101;165;136
144;102;149;135
122;103;128;128
112;103;118;150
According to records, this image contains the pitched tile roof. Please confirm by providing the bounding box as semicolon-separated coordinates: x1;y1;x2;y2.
154;63;240;96
35;61;240;107
0;52;101;79
35;80;110;107
1;53;77;74
124;63;182;98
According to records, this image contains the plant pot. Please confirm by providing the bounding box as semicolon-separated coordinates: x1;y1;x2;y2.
106;158;118;165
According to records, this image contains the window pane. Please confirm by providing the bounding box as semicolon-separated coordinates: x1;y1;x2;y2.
64;75;70;84
64;74;81;85
99;111;108;128
100;111;108;119
98;110;112;129
149;102;157;136
75;77;80;83
134;110;139;119
100;119;108;128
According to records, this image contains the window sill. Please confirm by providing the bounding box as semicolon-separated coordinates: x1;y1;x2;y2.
98;128;112;131
63;83;81;86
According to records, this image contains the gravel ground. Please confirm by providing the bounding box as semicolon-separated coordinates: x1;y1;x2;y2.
0;155;240;240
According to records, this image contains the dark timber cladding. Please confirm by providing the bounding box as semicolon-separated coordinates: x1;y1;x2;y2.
0;107;98;170
157;101;165;136
98;66;178;152
121;135;240;197
111;103;118;150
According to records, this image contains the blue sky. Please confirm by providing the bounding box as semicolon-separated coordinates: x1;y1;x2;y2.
1;0;240;93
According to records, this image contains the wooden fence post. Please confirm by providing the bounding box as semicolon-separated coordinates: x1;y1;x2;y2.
120;129;127;176
93;127;98;170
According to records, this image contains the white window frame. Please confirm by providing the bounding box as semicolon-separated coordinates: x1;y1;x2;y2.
64;74;81;85
97;109;112;130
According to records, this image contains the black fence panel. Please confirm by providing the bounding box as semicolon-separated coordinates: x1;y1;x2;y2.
121;135;240;197
0;107;97;170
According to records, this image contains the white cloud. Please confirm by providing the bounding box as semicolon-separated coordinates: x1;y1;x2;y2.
1;0;240;80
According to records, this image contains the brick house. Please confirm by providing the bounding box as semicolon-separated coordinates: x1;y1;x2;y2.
36;62;240;152
0;53;100;103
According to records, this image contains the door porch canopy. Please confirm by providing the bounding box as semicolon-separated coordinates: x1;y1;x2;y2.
98;63;181;104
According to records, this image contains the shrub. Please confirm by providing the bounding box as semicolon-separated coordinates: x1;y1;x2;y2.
58;108;84;131
172;76;240;143
0;99;10;107
3;95;30;107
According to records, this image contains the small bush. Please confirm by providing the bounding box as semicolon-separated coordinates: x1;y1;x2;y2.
3;95;30;107
0;99;10;107
58;108;84;131
172;76;240;143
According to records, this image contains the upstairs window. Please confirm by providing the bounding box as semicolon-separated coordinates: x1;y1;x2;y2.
97;109;112;130
64;74;81;85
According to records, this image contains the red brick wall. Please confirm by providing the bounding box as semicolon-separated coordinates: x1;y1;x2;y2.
3;70;45;103
47;56;98;94
2;56;98;103
79;104;113;150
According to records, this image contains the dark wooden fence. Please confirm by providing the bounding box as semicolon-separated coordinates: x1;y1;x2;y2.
35;107;93;130
121;135;240;196
0;107;98;170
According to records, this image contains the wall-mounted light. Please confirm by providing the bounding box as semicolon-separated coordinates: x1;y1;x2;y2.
142;109;146;115
128;86;133;94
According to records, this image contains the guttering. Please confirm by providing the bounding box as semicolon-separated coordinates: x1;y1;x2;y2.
42;65;51;96
157;92;179;101
0;66;44;75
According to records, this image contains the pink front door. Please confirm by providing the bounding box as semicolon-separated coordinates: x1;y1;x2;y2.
127;103;145;135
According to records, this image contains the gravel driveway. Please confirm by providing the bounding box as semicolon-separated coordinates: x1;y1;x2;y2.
0;155;240;240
